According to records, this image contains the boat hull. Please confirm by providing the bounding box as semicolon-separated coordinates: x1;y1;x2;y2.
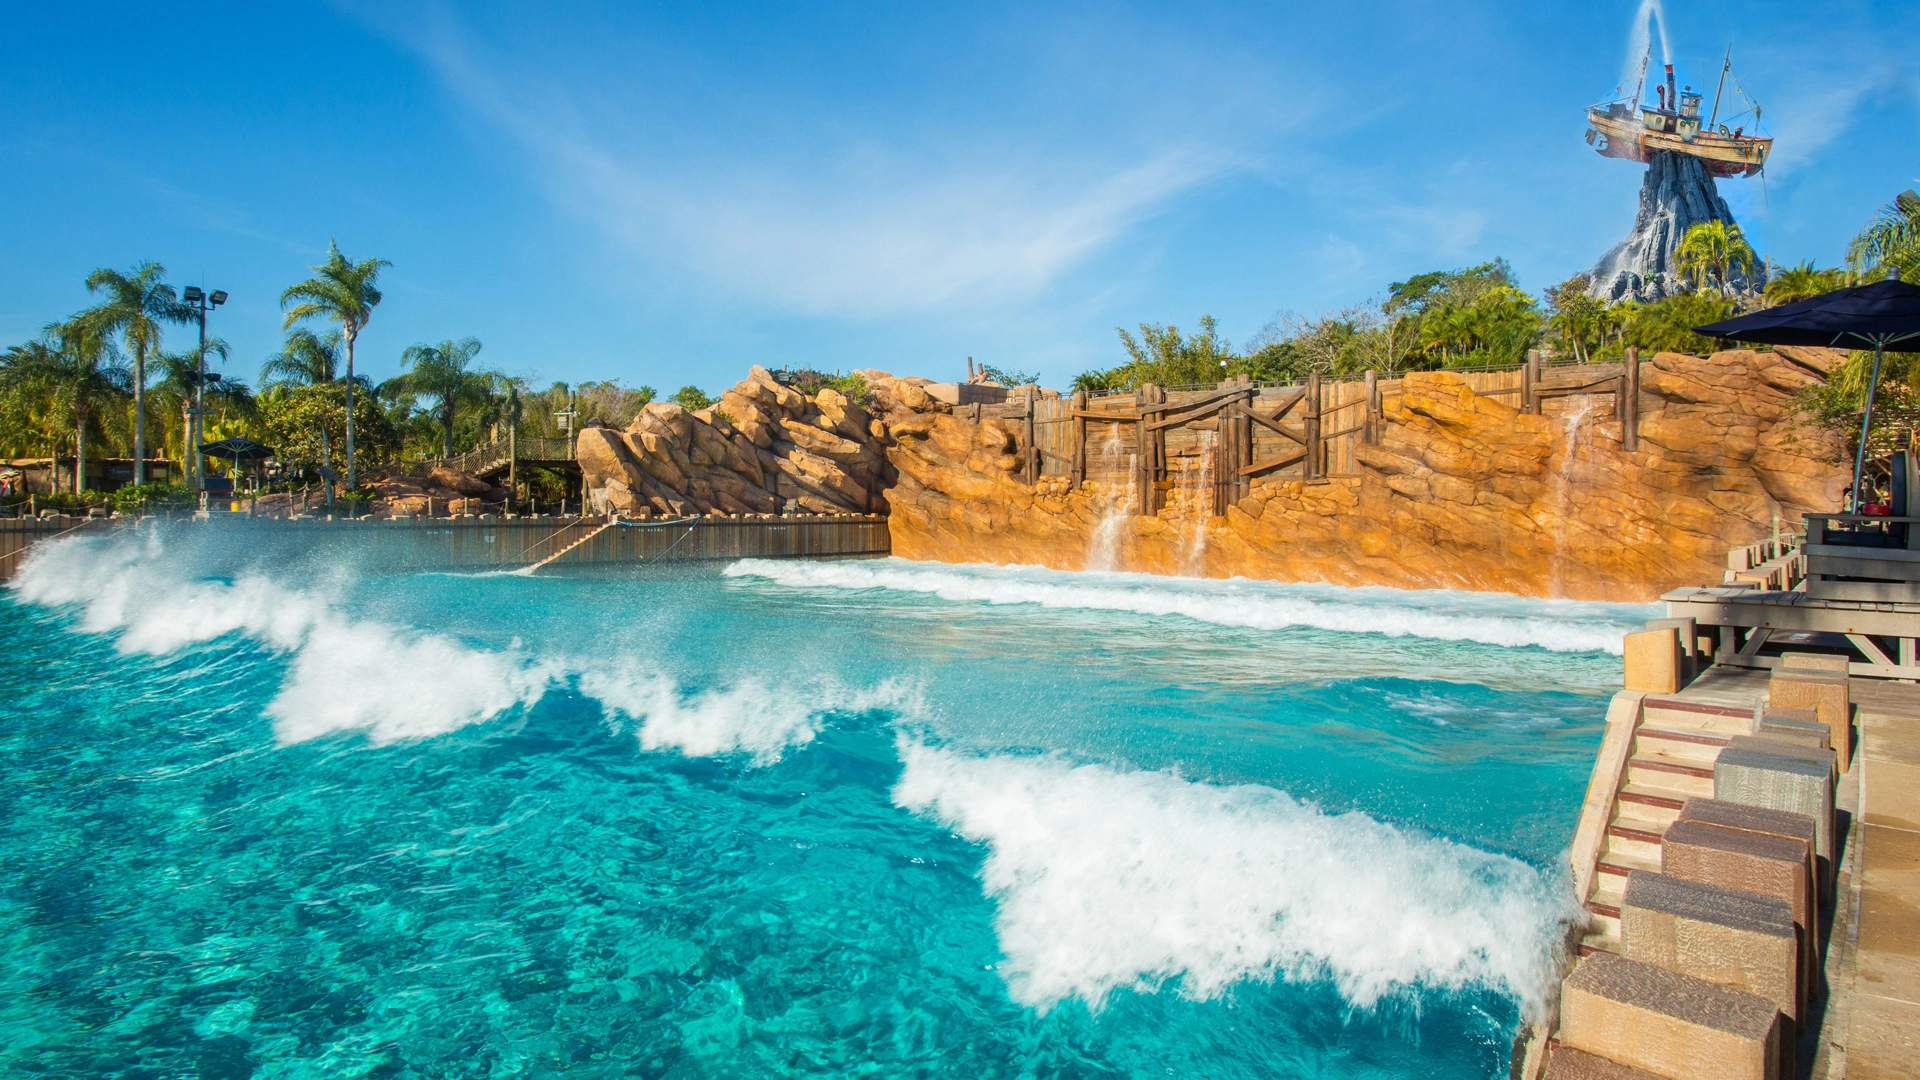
1586;107;1769;178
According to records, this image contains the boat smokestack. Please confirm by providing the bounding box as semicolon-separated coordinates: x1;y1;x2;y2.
1664;64;1676;111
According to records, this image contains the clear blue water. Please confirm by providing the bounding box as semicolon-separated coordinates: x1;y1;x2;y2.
0;525;1656;1078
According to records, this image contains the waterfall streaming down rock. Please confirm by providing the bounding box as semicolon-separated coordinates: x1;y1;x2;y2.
1586;150;1765;302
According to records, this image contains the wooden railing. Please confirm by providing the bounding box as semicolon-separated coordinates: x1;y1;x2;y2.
412;433;576;478
979;350;1646;517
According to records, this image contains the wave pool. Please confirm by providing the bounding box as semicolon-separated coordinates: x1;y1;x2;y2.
0;528;1654;1078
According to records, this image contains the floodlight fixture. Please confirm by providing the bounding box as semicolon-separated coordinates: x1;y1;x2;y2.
182;286;205;303
209;290;228;307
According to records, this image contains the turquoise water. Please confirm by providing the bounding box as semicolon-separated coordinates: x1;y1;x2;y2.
0;525;1656;1078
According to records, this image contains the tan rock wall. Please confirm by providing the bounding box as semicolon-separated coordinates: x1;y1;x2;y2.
575;366;895;518
879;350;1847;602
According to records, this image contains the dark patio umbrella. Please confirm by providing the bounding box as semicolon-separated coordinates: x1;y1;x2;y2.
1696;271;1920;511
198;438;273;460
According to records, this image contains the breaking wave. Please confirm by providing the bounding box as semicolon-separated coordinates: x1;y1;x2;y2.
895;741;1574;1013
7;531;878;759
727;558;1648;654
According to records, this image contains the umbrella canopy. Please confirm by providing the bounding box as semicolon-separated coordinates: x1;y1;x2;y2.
198;437;273;460
1695;272;1920;513
1694;276;1920;350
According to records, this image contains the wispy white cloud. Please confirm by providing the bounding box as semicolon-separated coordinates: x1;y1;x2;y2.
388;10;1256;318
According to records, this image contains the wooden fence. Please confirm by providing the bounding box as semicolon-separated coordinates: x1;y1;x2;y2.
0;517;111;580
963;350;1642;517
0;514;890;580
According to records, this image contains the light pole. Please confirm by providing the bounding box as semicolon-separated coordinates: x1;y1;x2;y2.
181;286;227;497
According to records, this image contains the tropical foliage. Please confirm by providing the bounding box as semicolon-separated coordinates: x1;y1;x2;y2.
1765;262;1845;306
281;241;388;487
385;337;494;457
80;261;191;482
1674;220;1757;294
1846;189;1920;283
257;382;397;474
672;385;715;410
0;323;130;491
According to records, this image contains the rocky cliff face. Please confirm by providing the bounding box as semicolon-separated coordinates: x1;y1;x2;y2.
576;366;894;517
1589;151;1764;302
878;349;1845;601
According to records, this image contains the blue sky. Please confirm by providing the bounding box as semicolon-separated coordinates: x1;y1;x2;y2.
3;1;1916;394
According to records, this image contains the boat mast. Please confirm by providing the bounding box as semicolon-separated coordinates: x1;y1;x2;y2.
1709;46;1731;129
1631;40;1651;108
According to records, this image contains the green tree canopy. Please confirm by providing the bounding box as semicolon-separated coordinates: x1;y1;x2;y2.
1675;220;1757;294
1847;189;1920;283
281;240;388;487
385;337;491;457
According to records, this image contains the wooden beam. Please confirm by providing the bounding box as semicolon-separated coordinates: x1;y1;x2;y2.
1239;449;1307;477
1622;345;1640;452
1238;402;1305;444
1524;349;1540;414
1257;388;1306;420
1364;369;1379;445
1304;372;1322;480
1145;387;1251;431
1070;390;1087;488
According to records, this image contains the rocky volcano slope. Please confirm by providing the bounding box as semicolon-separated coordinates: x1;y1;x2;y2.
1589;150;1765;302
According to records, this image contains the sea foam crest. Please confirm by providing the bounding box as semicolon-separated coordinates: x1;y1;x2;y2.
10;532;893;759
580;667;919;764
728;558;1644;654
894;741;1573;1013
10;533;550;745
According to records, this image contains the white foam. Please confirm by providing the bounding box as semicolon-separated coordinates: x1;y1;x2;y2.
727;558;1648;654
580;666;920;764
11;533;549;745
894;741;1573;1013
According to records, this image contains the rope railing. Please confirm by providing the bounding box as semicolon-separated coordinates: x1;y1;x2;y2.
414;433;576;476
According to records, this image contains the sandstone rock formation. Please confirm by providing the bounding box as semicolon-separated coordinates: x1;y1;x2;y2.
574;366;895;517
367;466;503;517
878;349;1845;601
1589;151;1765;302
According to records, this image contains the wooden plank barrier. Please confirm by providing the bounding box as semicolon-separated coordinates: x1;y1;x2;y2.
0;514;890;580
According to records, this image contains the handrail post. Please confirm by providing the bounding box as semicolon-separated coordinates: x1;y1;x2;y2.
1304;372;1322;479
1070;390;1087;490
1622;345;1640;451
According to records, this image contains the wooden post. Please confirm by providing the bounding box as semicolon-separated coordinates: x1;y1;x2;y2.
1070;390;1087;489
1023;387;1038;485
1135;386;1151;516
1238;391;1253;502
1364;370;1380;445
1215;408;1230;516
1523;349;1540;414
1304;372;1322;479
1622;345;1640;451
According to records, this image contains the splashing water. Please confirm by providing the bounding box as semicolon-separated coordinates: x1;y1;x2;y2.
1086;421;1135;572
0;523;1633;1077
1622;0;1671;99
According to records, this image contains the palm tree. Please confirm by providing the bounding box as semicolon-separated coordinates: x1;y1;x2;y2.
1765;261;1845;307
387;337;489;457
260;328;343;392
1847;190;1920;283
81;261;190;485
281;241;389;489
1675;220;1757;294
154;339;236;472
1;323;130;492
